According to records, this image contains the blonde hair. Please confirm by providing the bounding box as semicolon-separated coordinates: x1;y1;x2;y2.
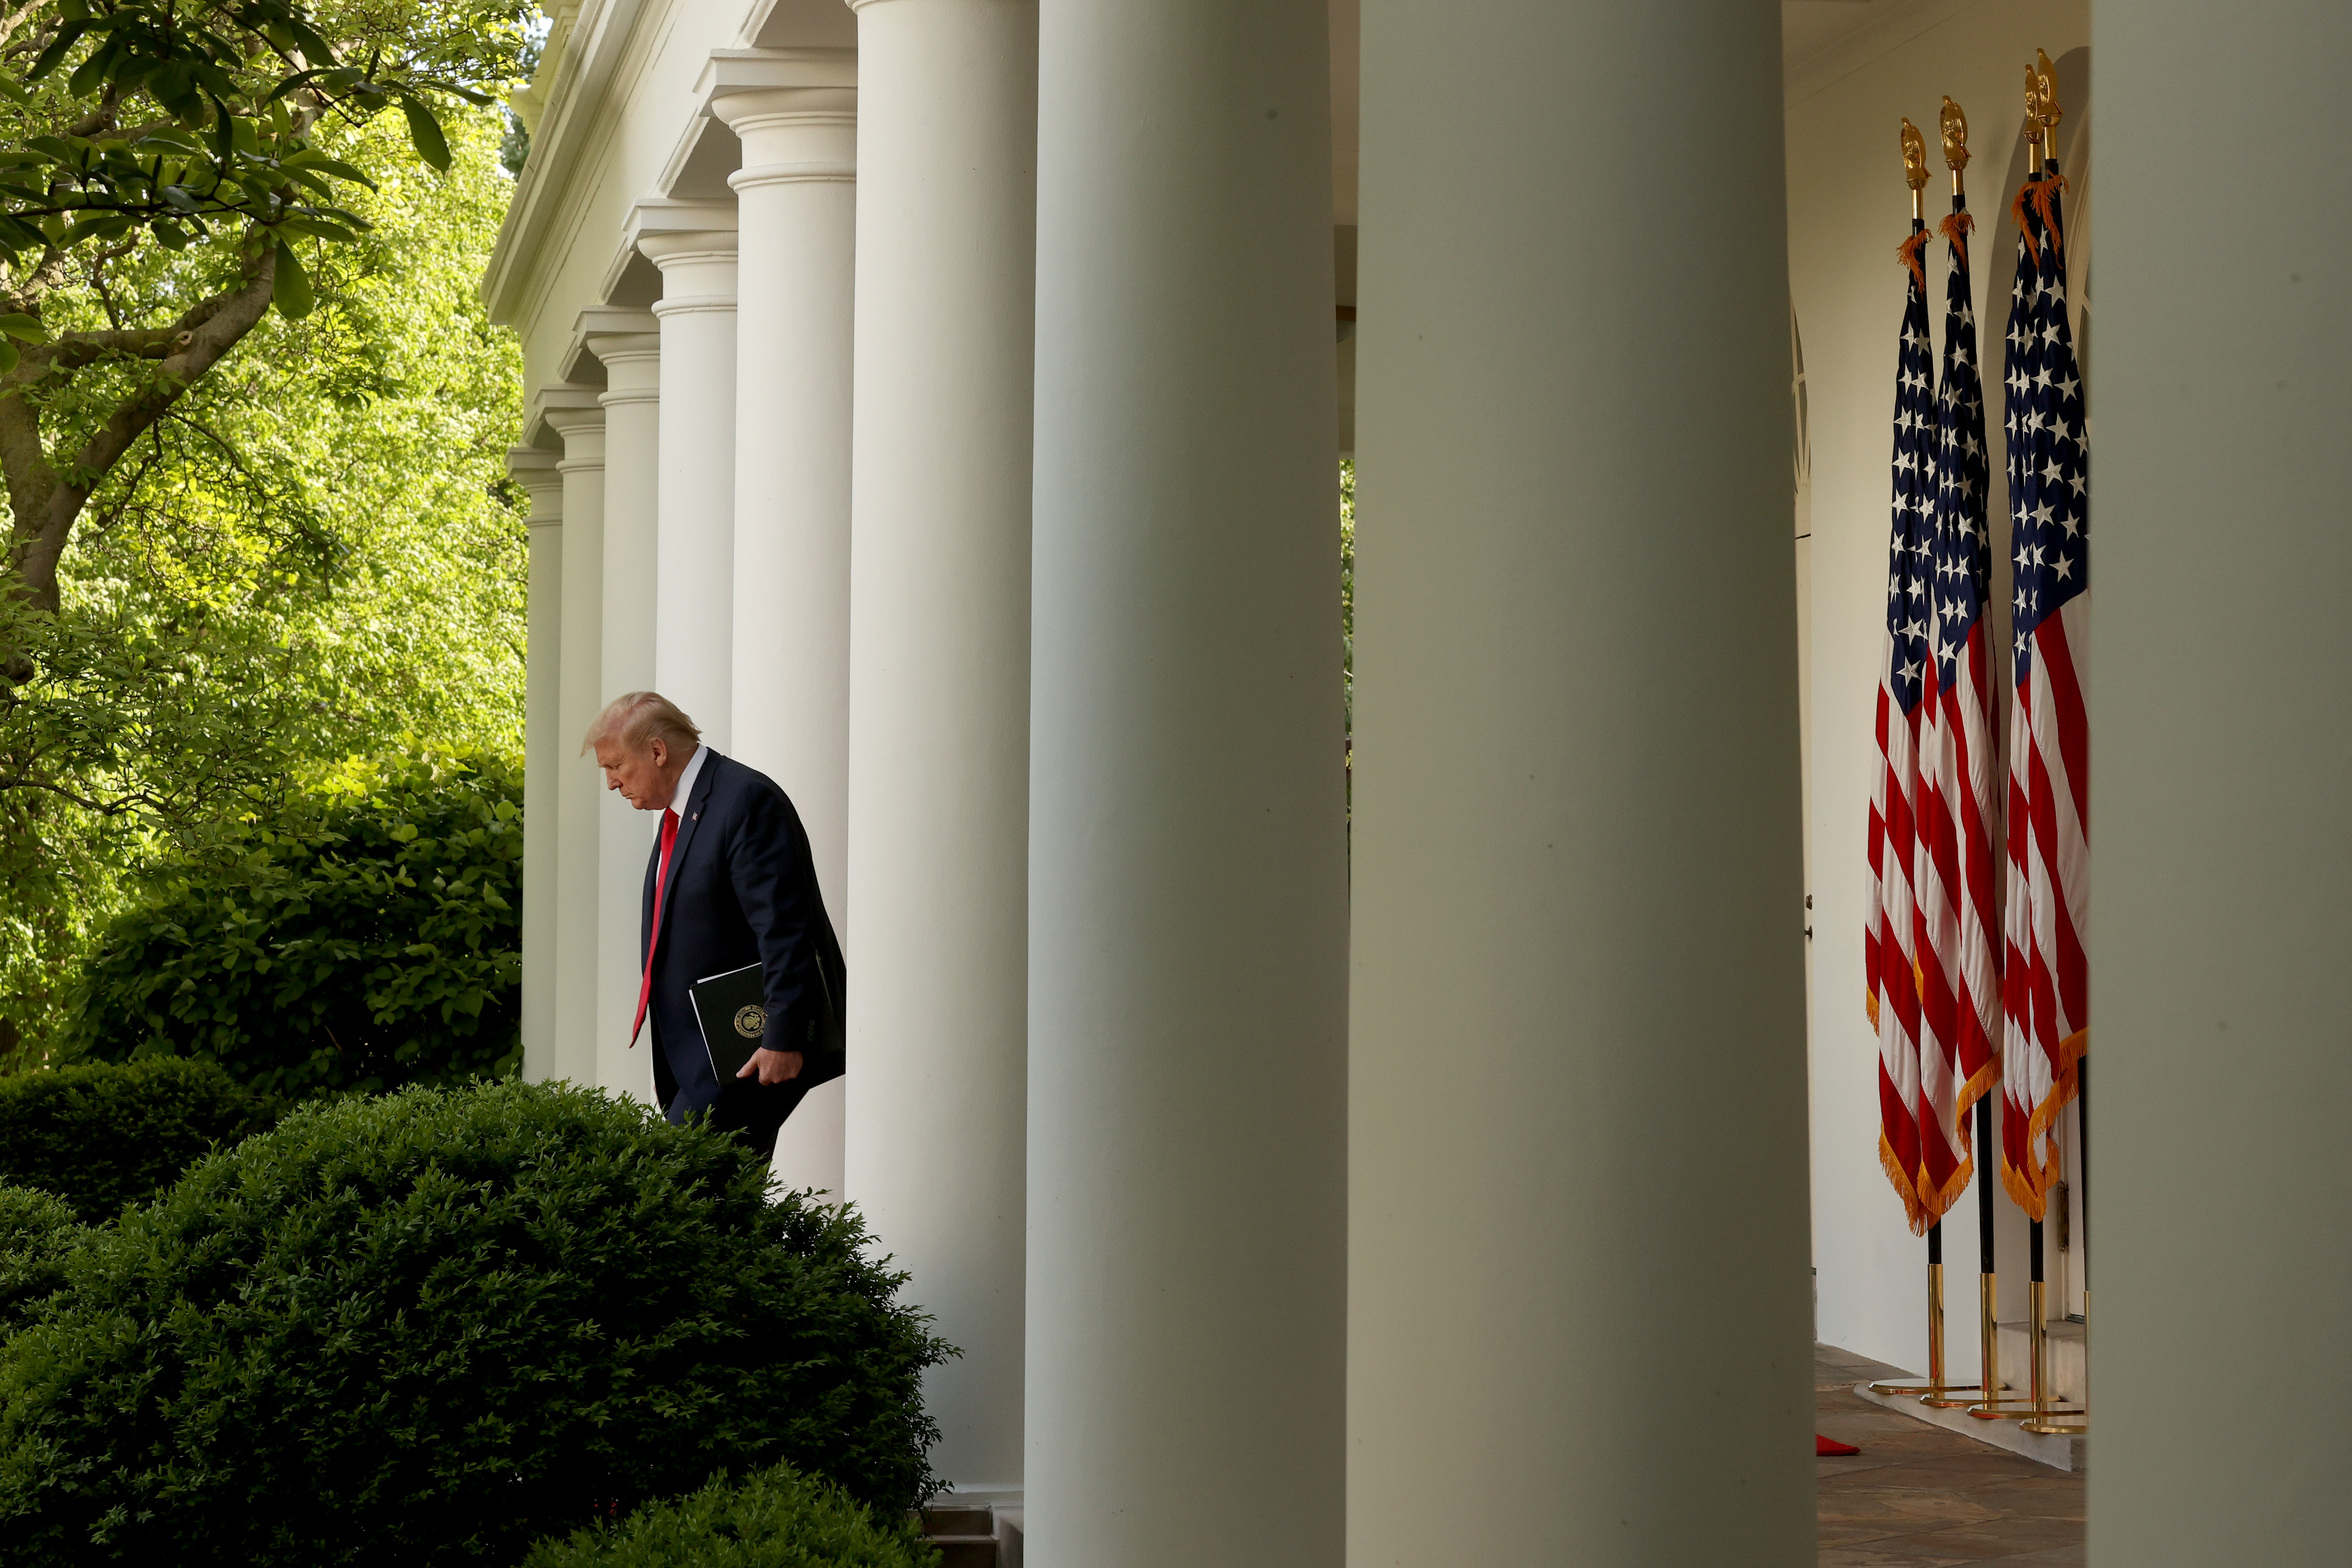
583;691;702;755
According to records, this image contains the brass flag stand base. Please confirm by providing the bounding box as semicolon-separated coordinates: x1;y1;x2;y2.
2022;1286;2090;1435
1966;1277;2081;1423
1867;1239;1989;1404
1920;1267;2000;1408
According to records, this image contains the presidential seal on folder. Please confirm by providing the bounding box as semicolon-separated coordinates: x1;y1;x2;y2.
688;962;769;1083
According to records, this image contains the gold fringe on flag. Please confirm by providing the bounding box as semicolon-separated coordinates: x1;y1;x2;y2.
1937;208;1975;269
1881;1129;1931;1236
1999;1031;2086;1223
1898;227;1931;290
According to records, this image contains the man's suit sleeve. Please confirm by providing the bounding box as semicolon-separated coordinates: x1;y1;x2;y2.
726;781;828;1051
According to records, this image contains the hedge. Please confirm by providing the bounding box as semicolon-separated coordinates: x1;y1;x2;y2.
0;1079;951;1566
0;1185;84;1336
0;1056;278;1222
71;748;525;1098
521;1463;940;1568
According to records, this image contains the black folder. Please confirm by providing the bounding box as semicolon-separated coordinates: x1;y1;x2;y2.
688;963;772;1084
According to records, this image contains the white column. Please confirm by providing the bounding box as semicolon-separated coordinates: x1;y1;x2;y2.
844;0;1034;1500
641;227;740;752
1348;5;1811;1564
715;77;858;1202
543;396;607;1089
508;444;565;1086
715;81;856;920
1027;2;1345;1563
589;321;663;1100
2093;5;2352;1563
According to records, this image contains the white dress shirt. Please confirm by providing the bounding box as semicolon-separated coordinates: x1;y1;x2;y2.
667;742;707;818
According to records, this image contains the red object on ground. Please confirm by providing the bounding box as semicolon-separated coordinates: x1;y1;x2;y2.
1816;1434;1861;1456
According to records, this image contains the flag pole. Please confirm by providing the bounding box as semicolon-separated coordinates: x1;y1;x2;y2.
1916;96;2002;1415
1867;114;1948;1404
1968;1214;2079;1420
2025;1056;2089;1435
1862;116;1994;1401
1921;1098;2000;1408
1977;1099;2003;1404
1868;1222;1983;1401
1973;47;2087;1435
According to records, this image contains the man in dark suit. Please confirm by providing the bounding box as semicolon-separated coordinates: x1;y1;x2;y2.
585;691;845;1158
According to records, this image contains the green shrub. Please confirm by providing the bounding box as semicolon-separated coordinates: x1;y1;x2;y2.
0;1185;85;1336
522;1463;940;1568
0;1056;279;1223
71;748;525;1098
0;1079;950;1567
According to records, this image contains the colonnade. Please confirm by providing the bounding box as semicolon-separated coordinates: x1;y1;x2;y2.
495;1;2347;1562
503;0;1807;1548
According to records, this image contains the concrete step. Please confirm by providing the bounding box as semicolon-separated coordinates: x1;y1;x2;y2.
920;1506;1004;1568
921;1507;995;1537
1855;1378;2088;1472
1994;1316;2088;1405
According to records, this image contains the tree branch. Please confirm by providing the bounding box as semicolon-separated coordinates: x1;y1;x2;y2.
0;768;165;817
7;250;279;614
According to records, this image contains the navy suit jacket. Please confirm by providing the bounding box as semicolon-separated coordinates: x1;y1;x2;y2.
641;750;845;1120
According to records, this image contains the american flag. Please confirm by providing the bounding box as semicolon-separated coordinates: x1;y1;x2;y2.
1913;192;2000;1226
1867;220;1939;1233
1998;155;2089;1221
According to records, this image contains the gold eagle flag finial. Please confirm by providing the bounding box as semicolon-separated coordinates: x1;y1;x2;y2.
1940;96;1970;190
2033;48;2064;151
1900;116;1930;221
2023;61;2044;164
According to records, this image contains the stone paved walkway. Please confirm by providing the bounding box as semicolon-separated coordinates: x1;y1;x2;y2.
1816;1344;2084;1566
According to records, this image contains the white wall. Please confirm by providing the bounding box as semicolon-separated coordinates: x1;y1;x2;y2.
1787;0;2087;1376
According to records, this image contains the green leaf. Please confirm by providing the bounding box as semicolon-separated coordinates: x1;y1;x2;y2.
0;314;44;343
284;154;376;189
272;239;313;319
27;20;87;81
60;212;130;246
0;340;16;375
400;98;450;171
287;17;340;69
267;67;324;105
274;217;355;243
208;92;235;167
65;36;113;99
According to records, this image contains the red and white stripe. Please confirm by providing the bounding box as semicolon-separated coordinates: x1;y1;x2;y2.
1916;617;2001;1221
1999;598;2090;1220
1867;635;1929;1234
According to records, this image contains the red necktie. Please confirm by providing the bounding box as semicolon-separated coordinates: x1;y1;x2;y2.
629;808;681;1045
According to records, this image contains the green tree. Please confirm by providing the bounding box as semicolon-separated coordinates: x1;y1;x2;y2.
0;0;528;619
0;100;526;1066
